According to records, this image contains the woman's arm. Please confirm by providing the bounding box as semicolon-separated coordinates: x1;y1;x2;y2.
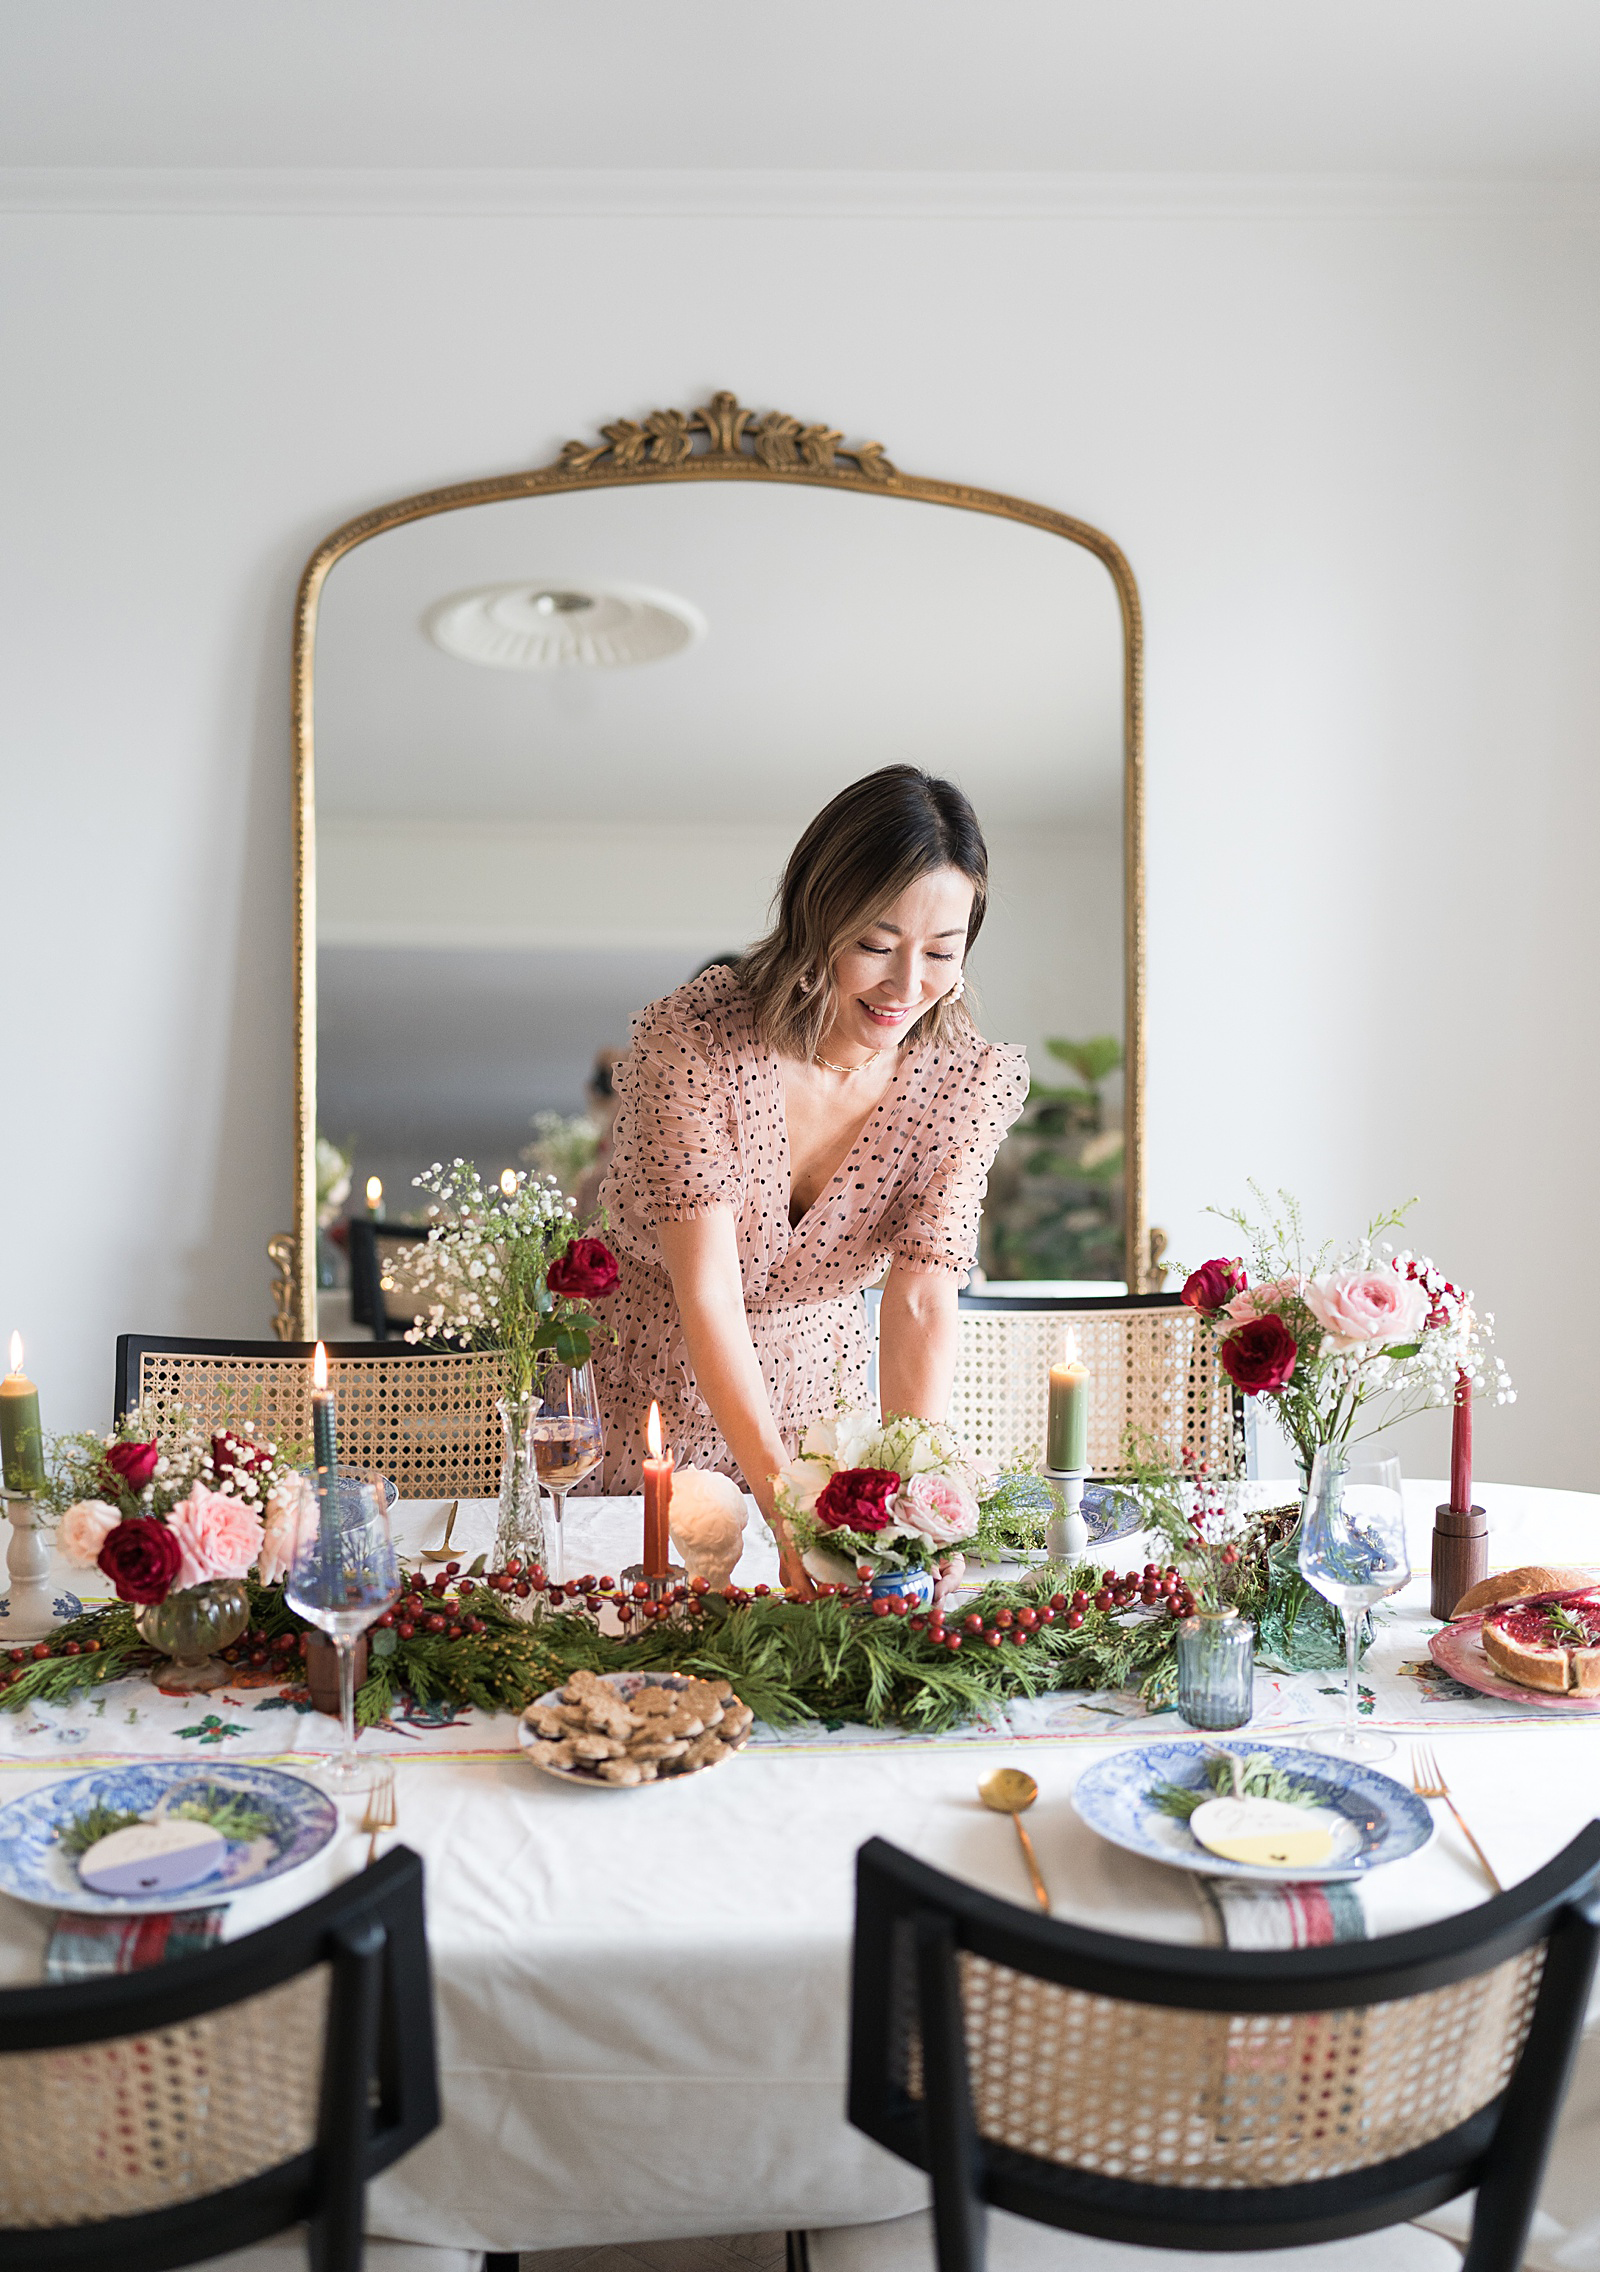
654;1211;811;1592
877;1262;962;1421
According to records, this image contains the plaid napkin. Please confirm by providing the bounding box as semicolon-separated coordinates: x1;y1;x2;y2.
1196;1876;1367;1948
45;1906;227;1981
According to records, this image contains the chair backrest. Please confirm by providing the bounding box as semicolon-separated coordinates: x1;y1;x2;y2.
115;1334;507;1500
848;1828;1600;2272
0;1845;439;2272
948;1293;1239;1474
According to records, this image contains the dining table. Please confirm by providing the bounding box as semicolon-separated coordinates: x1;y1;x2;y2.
4;1477;1600;2271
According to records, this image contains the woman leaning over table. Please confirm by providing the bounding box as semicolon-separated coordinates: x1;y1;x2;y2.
594;763;1029;1591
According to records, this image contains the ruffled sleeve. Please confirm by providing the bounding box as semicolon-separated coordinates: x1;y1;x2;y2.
891;1043;1030;1277
610;985;743;1226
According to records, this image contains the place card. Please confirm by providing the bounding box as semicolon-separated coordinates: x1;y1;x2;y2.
1188;1796;1334;1870
78;1817;227;1897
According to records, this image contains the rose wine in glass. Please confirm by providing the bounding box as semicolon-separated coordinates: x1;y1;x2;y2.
285;1475;400;1791
530;1361;602;1588
1297;1450;1409;1762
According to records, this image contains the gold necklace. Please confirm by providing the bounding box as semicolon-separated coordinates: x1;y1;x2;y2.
816;1047;883;1075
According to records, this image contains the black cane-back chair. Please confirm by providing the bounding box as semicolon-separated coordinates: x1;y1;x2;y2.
0;1846;440;2272
821;1826;1600;2272
114;1334;507;1500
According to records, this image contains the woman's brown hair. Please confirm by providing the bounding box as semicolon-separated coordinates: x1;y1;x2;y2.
741;764;989;1059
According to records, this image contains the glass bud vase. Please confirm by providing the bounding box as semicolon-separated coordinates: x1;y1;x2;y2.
493;1389;547;1603
135;1578;250;1692
1175;1605;1255;1731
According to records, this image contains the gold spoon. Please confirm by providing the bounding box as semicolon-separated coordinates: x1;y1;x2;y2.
420;1501;461;1565
978;1767;1051;1912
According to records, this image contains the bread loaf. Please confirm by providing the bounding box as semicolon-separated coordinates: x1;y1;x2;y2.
1452;1565;1591;1618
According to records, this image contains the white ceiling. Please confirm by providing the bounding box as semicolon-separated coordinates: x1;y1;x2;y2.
312;479;1125;828
4;0;1600;177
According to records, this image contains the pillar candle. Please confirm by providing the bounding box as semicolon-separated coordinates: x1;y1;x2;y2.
0;1334;45;1496
1046;1349;1090;1473
642;1401;673;1577
1449;1369;1473;1514
311;1340;339;1475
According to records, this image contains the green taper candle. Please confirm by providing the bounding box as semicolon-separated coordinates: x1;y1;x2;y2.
1046;1354;1089;1472
1;1333;46;1495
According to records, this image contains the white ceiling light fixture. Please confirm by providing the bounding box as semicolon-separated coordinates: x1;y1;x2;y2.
425;581;706;670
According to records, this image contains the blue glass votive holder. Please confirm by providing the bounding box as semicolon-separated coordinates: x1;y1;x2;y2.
1175;1607;1255;1731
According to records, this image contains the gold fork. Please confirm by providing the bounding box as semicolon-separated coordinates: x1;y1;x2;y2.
1410;1743;1502;1892
358;1759;397;1868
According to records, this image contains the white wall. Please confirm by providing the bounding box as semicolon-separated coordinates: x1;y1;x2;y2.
3;183;1597;1489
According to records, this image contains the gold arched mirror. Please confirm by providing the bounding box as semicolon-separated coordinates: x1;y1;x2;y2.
284;392;1145;1339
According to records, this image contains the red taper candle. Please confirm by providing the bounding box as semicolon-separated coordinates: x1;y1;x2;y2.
642;1401;673;1578
1449;1370;1472;1514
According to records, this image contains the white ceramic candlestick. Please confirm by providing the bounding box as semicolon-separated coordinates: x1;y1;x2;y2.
1044;1469;1090;1562
1;1490;61;1641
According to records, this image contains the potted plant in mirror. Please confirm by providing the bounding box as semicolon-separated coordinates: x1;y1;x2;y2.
47;1412;305;1690
396;1162;619;1587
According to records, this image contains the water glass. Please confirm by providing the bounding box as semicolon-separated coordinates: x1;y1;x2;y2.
1175;1607;1255;1730
286;1474;400;1790
1298;1449;1408;1761
530;1361;603;1587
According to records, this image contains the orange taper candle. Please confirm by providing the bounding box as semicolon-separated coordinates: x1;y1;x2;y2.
642;1401;673;1577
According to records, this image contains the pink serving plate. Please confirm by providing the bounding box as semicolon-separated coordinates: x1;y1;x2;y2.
1429;1612;1600;1712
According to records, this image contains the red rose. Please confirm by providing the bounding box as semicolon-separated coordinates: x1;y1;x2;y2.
210;1431;270;1481
104;1439;160;1493
547;1238;619;1301
97;1516;184;1605
1181;1258;1248;1315
1219;1314;1300;1395
815;1467;902;1534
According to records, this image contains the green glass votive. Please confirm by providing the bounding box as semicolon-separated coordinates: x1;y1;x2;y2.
1176;1606;1255;1731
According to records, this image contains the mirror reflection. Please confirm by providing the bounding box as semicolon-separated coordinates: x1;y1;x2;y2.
311;477;1128;1327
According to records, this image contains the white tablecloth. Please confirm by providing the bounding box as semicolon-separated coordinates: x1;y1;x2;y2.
5;1481;1600;2265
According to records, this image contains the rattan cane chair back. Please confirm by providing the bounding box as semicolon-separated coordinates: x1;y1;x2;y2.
848;1830;1600;2272
948;1296;1238;1474
0;1847;438;2272
115;1334;506;1500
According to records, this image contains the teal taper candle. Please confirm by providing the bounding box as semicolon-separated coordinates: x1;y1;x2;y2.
1;1333;46;1495
1046;1356;1089;1472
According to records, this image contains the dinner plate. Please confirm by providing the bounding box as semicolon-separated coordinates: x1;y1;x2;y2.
517;1670;750;1787
1430;1613;1600;1711
0;1762;339;1915
1071;1740;1433;1882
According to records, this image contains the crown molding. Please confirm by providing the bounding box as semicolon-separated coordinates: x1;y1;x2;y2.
2;166;1598;222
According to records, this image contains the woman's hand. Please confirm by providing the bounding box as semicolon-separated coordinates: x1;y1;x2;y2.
654;1212;814;1596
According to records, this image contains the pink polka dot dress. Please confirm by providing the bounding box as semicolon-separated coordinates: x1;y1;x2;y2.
595;965;1029;1489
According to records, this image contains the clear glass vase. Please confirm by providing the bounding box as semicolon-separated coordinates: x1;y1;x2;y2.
493;1389;547;1597
135;1578;251;1692
1175;1606;1255;1731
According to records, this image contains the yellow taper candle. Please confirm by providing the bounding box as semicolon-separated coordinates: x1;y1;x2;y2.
1;1332;46;1495
1046;1342;1089;1472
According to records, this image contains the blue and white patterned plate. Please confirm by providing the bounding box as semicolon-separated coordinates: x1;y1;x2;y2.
1071;1741;1434;1882
0;1763;339;1915
1079;1482;1145;1547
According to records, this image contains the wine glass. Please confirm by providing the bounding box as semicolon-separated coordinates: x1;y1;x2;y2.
530;1361;603;1587
286;1474;400;1791
1297;1450;1409;1762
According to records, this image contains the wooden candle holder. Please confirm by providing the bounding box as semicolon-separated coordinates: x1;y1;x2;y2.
1431;1503;1488;1623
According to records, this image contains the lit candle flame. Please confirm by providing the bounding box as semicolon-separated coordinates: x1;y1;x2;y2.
313;1341;329;1391
7;1332;21;1375
499;1168;518;1196
365;1176;383;1207
1061;1329;1081;1368
646;1401;663;1460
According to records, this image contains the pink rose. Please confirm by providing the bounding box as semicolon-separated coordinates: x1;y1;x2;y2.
896;1472;980;1547
258;1475;316;1585
165;1486;265;1591
1304;1268;1428;1354
1223;1275;1306;1326
58;1500;121;1568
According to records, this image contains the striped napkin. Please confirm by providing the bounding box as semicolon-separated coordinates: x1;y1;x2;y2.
45;1906;227;1981
1196;1876;1367;1948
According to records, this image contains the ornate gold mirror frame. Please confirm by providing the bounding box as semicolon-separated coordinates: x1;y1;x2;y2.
282;391;1147;1338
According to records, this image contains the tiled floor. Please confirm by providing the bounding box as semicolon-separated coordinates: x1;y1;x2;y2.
523;2233;786;2272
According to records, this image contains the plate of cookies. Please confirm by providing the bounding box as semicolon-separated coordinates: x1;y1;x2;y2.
518;1669;755;1787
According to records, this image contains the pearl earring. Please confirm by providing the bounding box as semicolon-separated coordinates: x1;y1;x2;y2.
948;970;966;1001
